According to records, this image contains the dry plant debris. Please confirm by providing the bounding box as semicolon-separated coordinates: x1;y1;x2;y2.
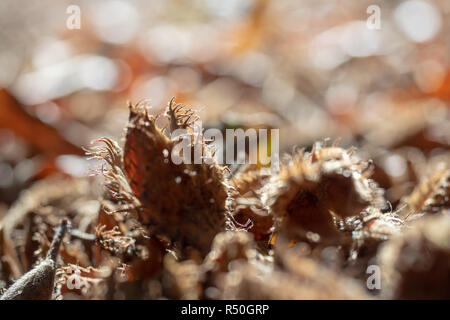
1;219;68;300
1;98;448;300
1;0;450;300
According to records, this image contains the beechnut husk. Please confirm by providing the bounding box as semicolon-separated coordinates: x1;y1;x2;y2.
0;99;449;300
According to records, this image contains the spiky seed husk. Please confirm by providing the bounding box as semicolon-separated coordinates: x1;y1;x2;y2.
263;143;386;245
122;101;230;256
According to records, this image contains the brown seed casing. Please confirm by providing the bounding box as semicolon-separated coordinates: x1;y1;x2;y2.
264;143;386;244
123;101;229;256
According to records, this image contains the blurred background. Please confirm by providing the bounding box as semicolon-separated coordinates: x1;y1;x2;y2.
0;0;449;210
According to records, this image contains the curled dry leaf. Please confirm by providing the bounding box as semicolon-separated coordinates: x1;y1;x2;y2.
0;89;83;157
